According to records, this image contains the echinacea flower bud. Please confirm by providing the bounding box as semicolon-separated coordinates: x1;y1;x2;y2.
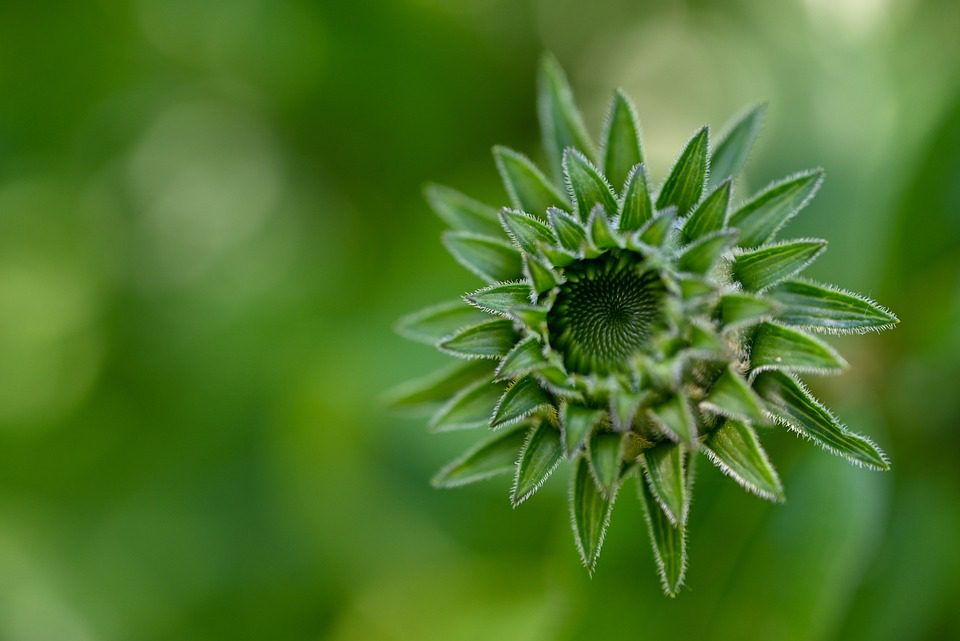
392;53;897;596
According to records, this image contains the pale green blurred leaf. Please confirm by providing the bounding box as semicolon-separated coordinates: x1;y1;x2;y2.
432;425;529;488
425;183;503;237
443;231;522;283
395;300;490;345
538;53;596;180
430;379;506;432
386;360;494;409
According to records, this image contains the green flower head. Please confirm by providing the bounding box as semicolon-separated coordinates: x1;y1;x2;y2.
392;54;897;596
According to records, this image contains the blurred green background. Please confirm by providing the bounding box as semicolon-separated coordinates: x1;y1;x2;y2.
1;1;959;639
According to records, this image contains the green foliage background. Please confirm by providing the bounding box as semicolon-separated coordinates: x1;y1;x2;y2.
0;1;958;639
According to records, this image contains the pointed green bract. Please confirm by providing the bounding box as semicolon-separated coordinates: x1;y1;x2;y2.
589;432;624;498
512;421;564;505
494;146;569;215
618;164;654;231
563;149;619;223
499;209;556;254
430;378;507;431
508;304;549;330
709;104;765;189
768;279;899;334
587;205;620;250
425;183;503;237
678;275;714;300
718;292;780;329
561;403;605;456
703;420;784;500
649;394;697;445
733;239;827;292
571;455;617;574
638;207;677;248
385;360;494;409
610;391;645;431
754;371;890;470
637;476;687;597
729;170;824;247
534;367;571;396
682;180;731;243
538;54;596;179
440;319;516;359
688;321;727;355
656;126;709;216
701;366;765;423
465;281;530;315
750;321;847;375
443;231;522;283
491;375;552;428
601;90;644;190
677;229;737;274
538;242;577;268
496;336;547;380
523;252;563;295
395;300;491;345
548;208;587;252
641;441;687;525
432;425;530;488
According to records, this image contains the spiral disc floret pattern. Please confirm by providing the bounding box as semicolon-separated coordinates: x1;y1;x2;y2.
550;254;664;375
393;54;898;596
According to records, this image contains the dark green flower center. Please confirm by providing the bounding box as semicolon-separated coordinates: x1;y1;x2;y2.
548;251;664;375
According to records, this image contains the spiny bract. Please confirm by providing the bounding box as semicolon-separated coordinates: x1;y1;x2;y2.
392;55;897;596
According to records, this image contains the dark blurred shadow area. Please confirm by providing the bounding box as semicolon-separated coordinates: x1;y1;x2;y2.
0;1;958;639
